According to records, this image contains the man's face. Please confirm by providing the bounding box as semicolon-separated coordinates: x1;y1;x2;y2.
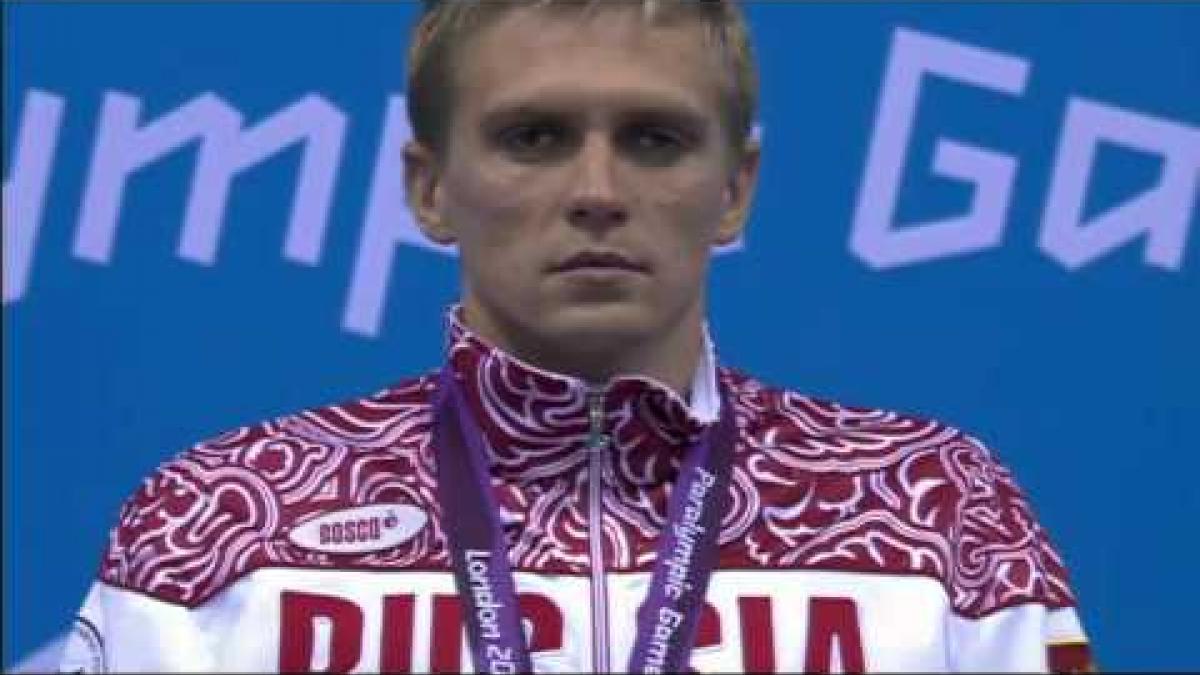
408;5;758;353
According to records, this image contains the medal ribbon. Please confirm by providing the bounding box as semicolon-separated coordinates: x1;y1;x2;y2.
434;366;735;674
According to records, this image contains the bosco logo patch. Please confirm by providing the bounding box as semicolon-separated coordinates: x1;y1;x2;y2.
287;504;427;554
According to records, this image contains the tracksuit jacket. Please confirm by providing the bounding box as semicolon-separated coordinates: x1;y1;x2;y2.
62;310;1091;672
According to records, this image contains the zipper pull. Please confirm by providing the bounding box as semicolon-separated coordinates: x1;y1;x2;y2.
587;387;608;450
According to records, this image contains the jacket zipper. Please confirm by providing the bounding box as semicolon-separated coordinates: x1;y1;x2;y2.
586;386;610;673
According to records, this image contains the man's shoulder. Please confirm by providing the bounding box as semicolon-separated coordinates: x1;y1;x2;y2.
157;370;440;484
96;371;445;607
721;366;974;465
721;367;1077;617
722;365;1026;519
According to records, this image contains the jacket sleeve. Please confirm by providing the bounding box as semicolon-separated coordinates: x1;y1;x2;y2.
59;437;276;673
948;604;1093;673
945;434;1095;673
60;582;217;673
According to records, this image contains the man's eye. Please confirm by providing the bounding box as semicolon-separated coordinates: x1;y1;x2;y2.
499;124;565;154
621;126;688;163
635;128;681;149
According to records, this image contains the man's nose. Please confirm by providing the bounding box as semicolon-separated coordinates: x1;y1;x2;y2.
566;135;629;231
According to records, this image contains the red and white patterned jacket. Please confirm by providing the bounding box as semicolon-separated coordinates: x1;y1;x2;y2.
62;311;1092;672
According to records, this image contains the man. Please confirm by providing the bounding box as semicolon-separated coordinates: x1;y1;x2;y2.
62;1;1093;672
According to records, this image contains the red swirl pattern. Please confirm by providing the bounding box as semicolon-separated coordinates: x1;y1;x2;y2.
99;312;1076;618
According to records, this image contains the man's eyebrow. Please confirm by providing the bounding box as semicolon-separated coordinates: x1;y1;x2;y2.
619;105;709;132
480;102;567;127
479;94;711;129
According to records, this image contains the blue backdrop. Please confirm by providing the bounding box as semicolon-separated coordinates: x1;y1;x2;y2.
4;2;1198;671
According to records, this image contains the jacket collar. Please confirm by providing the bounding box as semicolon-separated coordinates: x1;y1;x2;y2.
443;305;721;482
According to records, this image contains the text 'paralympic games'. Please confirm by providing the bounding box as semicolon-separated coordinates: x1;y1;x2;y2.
5;28;1197;337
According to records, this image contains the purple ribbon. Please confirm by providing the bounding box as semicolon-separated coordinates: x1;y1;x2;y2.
433;366;735;674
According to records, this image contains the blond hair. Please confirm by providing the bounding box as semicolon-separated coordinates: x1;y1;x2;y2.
405;0;758;157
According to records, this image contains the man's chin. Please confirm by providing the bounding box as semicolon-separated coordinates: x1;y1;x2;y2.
538;301;658;346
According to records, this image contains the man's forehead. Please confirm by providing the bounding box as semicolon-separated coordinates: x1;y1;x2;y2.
471;2;713;49
455;5;725;115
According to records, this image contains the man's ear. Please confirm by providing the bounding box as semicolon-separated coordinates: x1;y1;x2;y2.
715;139;761;246
403;140;456;245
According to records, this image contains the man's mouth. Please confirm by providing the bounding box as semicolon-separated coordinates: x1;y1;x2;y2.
551;251;648;274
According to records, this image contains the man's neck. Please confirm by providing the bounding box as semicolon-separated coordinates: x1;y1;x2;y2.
458;301;705;399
